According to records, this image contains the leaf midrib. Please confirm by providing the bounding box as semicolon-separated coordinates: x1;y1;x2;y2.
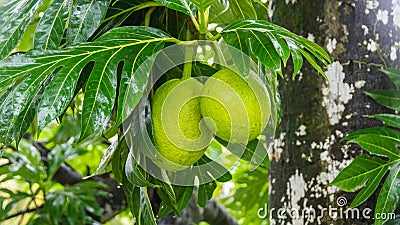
44;0;68;49
42;53;92;127
333;159;399;187
1;37;175;90
354;140;400;159
377;163;400;219
248;30;280;68
81;47;122;137
72;0;95;43
0;8;31;56
372;94;400;100
350;166;387;208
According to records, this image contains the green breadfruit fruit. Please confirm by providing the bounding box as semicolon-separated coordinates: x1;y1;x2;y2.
151;78;212;171
200;68;271;143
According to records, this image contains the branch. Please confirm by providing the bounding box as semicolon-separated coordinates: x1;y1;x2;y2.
3;206;42;221
203;199;238;225
24;133;83;184
159;197;238;225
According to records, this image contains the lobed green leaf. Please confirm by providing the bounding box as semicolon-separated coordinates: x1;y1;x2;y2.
287;39;303;77
349;164;387;208
125;153;156;187
123;179;157;225
0;0;41;59
93;140;119;176
155;180;179;213
174;185;194;211
195;155;233;182
154;0;197;16
93;0;155;40
156;185;194;217
209;0;233;24
348;134;400;160
67;0;112;45
192;0;216;8
369;114;400;129
364;90;400;111
230;0;257;19
380;68;400;89
216;137;270;168
198;181;217;207
344;127;400;146
34;0;72;50
221;19;330;77
375;162;400;225
222;31;251;77
0;26;173;144
0;88;17;144
331;155;388;192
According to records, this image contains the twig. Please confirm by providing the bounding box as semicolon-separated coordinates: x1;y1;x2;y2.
24;133;84;185
3;206;42;221
204;199;238;225
160;195;238;225
372;6;388;68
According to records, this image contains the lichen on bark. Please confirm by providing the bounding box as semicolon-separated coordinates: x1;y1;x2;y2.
269;1;399;225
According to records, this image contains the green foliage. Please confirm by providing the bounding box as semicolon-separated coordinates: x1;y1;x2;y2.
332;68;400;225
0;0;41;59
364;90;400;111
0;0;328;146
216;137;270;168
0;0;330;223
368;114;400;128
192;0;216;9
67;0;112;45
36;181;107;225
217;160;269;225
380;68;400;88
230;0;258;19
34;0;72;50
122;178;157;225
221;19;330;76
154;0;197;15
209;0;262;24
0;140;106;225
0;26;172;143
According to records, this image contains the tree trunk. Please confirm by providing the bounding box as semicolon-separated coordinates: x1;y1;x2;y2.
269;1;400;224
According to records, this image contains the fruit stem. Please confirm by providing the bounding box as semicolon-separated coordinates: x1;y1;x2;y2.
144;6;157;26
198;7;209;35
182;48;193;80
182;30;193;80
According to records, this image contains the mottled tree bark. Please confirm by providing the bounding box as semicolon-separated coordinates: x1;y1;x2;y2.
269;1;399;224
